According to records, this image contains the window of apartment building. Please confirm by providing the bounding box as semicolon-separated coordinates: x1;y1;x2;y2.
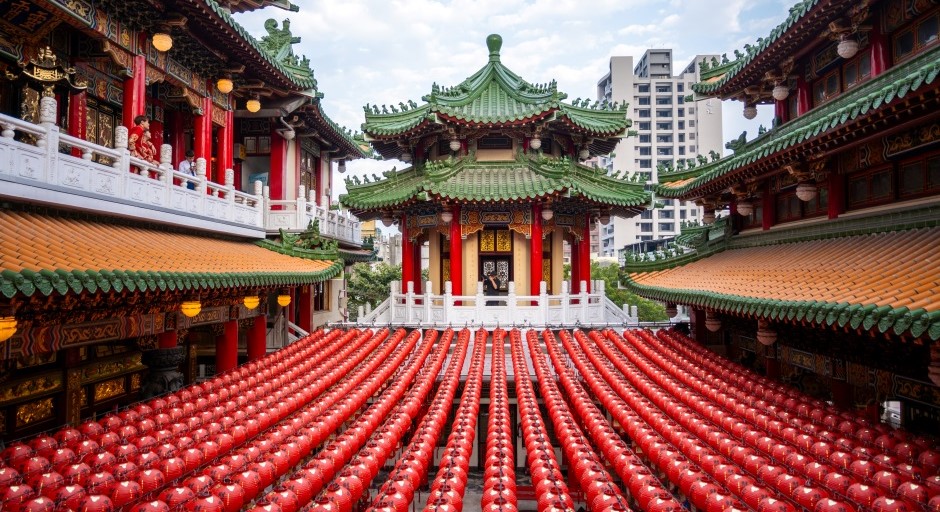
677;95;685;104
656;122;673;130
656;109;672;117
659;223;675;231
680;210;687;219
640;236;653;241
657;147;673;156
689;146;696;152
640;210;653;219
689;133;695;140
656;97;672;105
678;134;685;143
639;159;652;168
677;108;685;117
655;84;672;93
637;84;650;93
659;159;674;168
639;147;651;156
639;134;651;143
679;147;686;155
678;121;685;130
690;209;698;217
637;109;650;118
663;199;674;206
656;134;673;143
689;120;696;127
677;83;684;92
638;122;651;130
659;210;674;219
688;108;695;114
637;97;651;105
640;223;653;232
639;171;652;181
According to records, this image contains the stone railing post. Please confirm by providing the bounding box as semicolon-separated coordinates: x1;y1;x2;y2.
296;185;306;229
424;280;432;326
39;95;57;128
476;281;485;322
580;280;589;324
389;281;400;322
444;281;453;325
114;126;130;175
195;157;207;194
539;281;548;326
560;281;570;325
405;281;414;324
507;281;516;323
358;305;365;320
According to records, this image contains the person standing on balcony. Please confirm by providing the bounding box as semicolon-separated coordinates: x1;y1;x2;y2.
484;270;501;306
178;150;196;190
128;115;149;158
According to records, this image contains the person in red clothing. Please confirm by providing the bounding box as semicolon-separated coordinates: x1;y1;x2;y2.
128;115;149;159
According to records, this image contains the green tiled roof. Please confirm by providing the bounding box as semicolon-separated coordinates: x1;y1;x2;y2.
206;0;317;89
362;34;630;138
340;156;649;212
658;48;940;198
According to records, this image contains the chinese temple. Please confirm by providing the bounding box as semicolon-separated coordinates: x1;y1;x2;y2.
343;34;649;326
0;2;939;512
0;0;371;441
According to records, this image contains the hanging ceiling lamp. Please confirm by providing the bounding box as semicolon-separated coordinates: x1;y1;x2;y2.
246;95;261;113
743;104;758;120
180;300;202;318
0;316;17;342
217;76;234;94
736;201;754;217
243;296;260;310
381;212;395;227
152;31;173;52
772;83;790;101
795;182;818;202
337;160;346;174
449;138;461;152
277;293;291;307
837;36;859;59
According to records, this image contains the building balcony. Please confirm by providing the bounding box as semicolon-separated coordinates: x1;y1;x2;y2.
0;108;361;245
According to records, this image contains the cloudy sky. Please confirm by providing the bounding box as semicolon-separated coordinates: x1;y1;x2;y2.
235;0;787;195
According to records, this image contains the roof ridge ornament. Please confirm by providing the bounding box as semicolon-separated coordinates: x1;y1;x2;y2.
486;34;502;62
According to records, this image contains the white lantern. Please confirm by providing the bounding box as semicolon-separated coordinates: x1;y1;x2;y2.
440;210;453;224
665;304;678;318
795;182;817;202
599;212;611;225
736;201;754;217
399;151;412;163
743;104;758;120
449;139;461;152
337;160;346;174
705;311;721;332
772;84;789;101
579;147;590;160
541;207;553;221
529;138;542;150
837;38;859;59
702;211;716;225
757;320;777;346
381;213;394;227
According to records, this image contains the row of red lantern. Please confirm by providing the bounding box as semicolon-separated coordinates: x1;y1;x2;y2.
0;328;362;512
632;329;939;510
422;328;489;512
603;328;929;512
313;328;455;511
549;330;683;512
371;328;473;512
653;329;939;471
529;330;631;512
474;328;517;512
508;329;576;511
576;328;789;512
234;328;424;512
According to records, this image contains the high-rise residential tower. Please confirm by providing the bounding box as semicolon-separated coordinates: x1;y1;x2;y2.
596;50;723;257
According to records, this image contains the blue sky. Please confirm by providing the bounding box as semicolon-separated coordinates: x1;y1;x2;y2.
235;0;790;196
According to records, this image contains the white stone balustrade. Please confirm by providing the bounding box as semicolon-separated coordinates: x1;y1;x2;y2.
0;110;361;243
357;280;638;327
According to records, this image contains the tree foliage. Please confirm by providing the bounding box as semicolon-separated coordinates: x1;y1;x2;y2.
346;263;401;321
565;262;667;322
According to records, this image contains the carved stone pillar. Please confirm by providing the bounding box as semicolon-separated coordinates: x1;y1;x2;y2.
140;347;186;399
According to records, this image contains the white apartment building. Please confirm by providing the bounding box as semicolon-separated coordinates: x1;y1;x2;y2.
596;50;723;256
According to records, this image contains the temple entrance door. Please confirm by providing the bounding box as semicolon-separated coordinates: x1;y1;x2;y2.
480;257;511;293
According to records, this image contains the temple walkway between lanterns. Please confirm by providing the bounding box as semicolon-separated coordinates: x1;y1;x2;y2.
1;327;937;512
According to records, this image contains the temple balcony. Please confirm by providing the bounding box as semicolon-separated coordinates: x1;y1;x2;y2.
0;107;361;245
355;280;641;328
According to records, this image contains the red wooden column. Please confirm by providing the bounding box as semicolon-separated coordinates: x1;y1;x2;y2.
287;287;296;325
68;90;87;158
169;110;186;169
449;205;462;297
774;98;789;125
828;170;844;219
216;109;234;185
530;204;543;297
269;127;288;200
314;157;323;206
570;237;581;294
401;215;414;292
247;315;267;361
870;14;891;77
215;320;238;373
194;96;213;180
298;285;312;333
158;331;177;349
579;216;592;293
796;77;811;116
122;55;147;128
691;309;706;343
412;238;423;295
762;184;775;230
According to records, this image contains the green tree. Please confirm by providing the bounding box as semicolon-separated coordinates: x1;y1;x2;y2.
591;261;667;322
346;263;401;321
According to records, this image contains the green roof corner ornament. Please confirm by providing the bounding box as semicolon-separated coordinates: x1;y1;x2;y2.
487;34;502;62
725;131;747;153
260;18;313;80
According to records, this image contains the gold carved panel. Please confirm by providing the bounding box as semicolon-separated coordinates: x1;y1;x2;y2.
0;372;62;405
480;231;495;252
94;377;125;402
16;398;54;427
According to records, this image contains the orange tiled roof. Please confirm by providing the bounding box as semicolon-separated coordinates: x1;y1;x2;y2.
0;210;341;298
627;228;940;339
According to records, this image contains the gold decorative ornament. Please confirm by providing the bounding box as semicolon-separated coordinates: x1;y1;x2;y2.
180;300;202;318
277;294;292;307
0;316;17;342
